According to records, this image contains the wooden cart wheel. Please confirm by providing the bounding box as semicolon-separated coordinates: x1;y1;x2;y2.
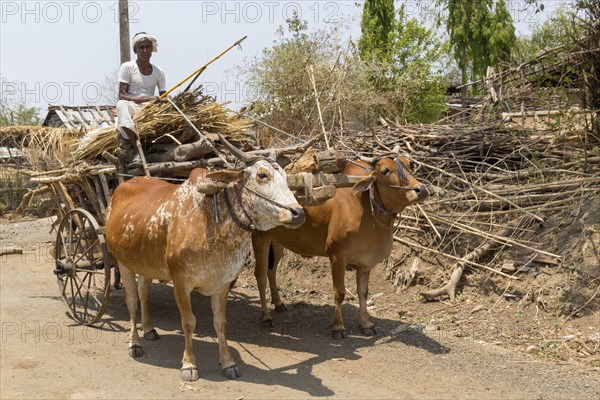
54;208;111;325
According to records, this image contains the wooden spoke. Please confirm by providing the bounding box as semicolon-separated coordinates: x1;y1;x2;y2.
55;209;111;325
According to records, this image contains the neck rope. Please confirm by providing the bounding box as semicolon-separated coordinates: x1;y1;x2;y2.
223;183;255;231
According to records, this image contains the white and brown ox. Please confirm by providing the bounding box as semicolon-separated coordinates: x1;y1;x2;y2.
105;135;305;381
252;148;428;338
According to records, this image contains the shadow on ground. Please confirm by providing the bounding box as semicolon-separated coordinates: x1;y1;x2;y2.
46;280;450;396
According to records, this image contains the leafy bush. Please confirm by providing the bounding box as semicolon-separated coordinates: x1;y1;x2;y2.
238;10;448;142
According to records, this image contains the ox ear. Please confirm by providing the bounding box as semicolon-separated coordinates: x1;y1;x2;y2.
197;170;244;195
351;174;376;195
206;169;244;183
196;181;228;195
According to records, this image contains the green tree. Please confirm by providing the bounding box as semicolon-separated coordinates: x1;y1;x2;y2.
358;0;395;64
239;9;448;139
517;6;582;61
0;75;41;126
358;4;448;122
240;13;339;137
0;103;40;126
443;0;516;86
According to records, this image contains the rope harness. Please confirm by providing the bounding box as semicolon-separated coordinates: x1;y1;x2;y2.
223;183;255;231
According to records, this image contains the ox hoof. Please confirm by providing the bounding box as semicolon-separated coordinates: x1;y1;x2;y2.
180;367;199;381
222;364;241;380
361;327;377;337
331;330;346;340
143;329;160;341
128;344;143;358
275;304;288;313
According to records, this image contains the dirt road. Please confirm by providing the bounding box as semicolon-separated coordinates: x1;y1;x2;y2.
1;217;598;399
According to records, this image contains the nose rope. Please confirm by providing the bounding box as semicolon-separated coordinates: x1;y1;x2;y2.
241;184;297;212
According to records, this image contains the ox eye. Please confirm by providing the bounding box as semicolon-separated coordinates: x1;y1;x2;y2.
258;172;268;179
381;168;391;176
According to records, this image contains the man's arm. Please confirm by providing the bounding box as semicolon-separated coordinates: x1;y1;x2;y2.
118;82;158;103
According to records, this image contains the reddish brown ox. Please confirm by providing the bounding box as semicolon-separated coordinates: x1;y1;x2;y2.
252;149;428;338
105;135;305;381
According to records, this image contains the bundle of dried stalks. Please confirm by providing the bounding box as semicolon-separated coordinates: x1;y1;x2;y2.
0;126;83;169
73;89;253;160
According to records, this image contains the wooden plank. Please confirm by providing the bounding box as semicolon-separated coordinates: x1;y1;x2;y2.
79;179;105;225
98;172;112;205
91;176;107;218
59;106;76;129
286;173;363;191
295;185;336;206
53;181;77;213
47;183;65;222
76;106;92;130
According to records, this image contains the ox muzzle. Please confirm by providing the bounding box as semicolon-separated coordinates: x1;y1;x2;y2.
406;183;429;204
279;204;305;228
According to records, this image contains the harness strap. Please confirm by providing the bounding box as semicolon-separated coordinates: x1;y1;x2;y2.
369;186;397;218
223;184;255;231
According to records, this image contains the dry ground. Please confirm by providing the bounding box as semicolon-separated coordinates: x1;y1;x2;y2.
1;216;599;399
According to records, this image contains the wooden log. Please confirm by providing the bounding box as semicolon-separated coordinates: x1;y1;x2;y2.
90;176;108;218
295;185;336;205
148;139;214;163
102;151;120;165
286;147;320;173
78;179;106;225
0;247;23;256
10;186;51;220
286;173;363;190
51;182;77;214
316;150;346;173
128;159;209;177
98;173;112;204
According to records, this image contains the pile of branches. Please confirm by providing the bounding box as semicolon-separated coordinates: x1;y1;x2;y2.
330;124;600;302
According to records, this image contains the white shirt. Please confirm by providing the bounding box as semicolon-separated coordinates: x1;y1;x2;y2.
118;60;166;97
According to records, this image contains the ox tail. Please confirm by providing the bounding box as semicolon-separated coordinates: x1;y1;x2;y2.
268;244;275;270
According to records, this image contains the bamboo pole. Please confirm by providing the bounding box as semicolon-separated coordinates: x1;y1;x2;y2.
160;36;247;99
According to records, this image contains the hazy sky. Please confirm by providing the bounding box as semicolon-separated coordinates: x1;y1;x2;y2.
0;0;571;117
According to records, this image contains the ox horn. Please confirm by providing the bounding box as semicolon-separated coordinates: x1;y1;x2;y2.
360;155;376;165
217;133;253;163
392;144;401;154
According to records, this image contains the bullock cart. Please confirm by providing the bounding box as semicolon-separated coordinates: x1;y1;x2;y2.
28;136;362;326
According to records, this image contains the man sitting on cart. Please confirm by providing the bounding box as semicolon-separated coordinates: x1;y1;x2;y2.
115;32;166;164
